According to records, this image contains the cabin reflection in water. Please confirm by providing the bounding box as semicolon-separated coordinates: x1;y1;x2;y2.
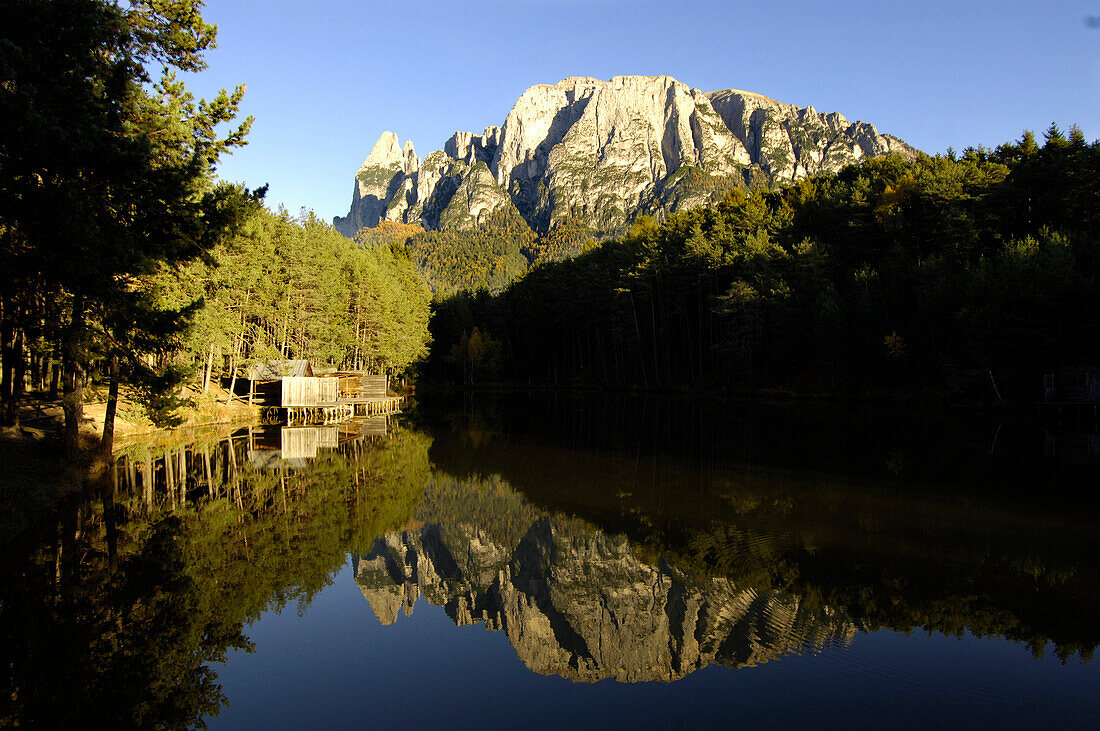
1043;430;1100;465
112;416;393;501
246;418;391;469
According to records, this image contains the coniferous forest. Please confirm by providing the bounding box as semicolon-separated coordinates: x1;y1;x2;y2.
3;3;1100;729
0;1;431;454
3;0;1100;462
426;130;1100;401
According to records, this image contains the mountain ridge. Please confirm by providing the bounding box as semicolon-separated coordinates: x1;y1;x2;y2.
335;75;916;238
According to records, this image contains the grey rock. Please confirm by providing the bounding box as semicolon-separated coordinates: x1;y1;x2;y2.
352;517;856;683
335;75;916;237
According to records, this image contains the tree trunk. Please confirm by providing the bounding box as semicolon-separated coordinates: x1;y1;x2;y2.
202;342;215;393
62;295;86;458
100;353;120;453
144;452;154;510
203;446;213;497
13;328;26;405
49;345;61;400
30;348;42;394
225;332;243;406
102;463;119;574
0;316;17;427
226;357;237;406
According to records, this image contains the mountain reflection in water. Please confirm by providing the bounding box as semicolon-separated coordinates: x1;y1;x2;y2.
354;513;855;683
1;396;1098;727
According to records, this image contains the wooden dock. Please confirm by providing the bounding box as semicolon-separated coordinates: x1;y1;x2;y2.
247;363;402;424
283;395;402;424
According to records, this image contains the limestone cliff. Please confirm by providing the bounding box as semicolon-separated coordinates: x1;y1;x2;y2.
352;517;855;683
335;75;915;237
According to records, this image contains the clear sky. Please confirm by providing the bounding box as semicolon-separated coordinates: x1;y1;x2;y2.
180;0;1100;224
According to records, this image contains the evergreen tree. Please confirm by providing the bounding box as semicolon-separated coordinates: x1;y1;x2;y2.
0;0;260;452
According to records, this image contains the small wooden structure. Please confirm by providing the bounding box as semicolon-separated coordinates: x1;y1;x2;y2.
1039;368;1100;425
248;360;313;406
248;360;401;424
361;374;388;399
1042;369;1100;404
282;376;339;407
1044;431;1100;465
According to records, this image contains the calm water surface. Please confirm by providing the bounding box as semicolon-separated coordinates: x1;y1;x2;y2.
2;395;1098;728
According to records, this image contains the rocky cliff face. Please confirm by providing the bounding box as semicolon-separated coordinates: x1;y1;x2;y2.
352;517;855;683
335;75;914;237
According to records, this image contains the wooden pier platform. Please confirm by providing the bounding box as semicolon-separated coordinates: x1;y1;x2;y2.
246;363;402;424
283;396;402;424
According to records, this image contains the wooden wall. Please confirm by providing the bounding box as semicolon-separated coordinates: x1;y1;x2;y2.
281;427;319;460
361;375;388;399
281;376;339;407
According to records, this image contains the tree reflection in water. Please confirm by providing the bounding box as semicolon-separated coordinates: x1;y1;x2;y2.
1;398;1098;726
0;423;431;728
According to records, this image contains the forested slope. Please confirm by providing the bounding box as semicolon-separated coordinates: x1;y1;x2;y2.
157;208;432;395
426;127;1100;399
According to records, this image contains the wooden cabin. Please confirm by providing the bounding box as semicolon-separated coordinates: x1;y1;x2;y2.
1042;369;1100;404
248;360;314;406
281;376;339;407
360;374;388;398
247;360;400;423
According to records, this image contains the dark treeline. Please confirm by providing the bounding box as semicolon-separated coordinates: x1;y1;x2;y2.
428;128;1100;400
356;211;608;297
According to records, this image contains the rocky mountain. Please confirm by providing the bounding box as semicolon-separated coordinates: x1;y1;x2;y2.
352;516;855;683
335;75;914;237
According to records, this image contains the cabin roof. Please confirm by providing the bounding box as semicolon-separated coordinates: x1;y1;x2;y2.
249;359;313;381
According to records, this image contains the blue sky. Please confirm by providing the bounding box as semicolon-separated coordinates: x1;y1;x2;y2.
181;0;1100;223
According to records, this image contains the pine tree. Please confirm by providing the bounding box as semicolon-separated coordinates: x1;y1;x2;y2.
0;1;261;453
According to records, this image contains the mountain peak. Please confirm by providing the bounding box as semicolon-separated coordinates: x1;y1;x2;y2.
363;131;403;167
335;76;916;238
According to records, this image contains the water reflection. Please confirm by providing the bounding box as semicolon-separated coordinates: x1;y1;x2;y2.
422;396;1100;664
354;504;856;682
0;418;430;727
1;397;1098;727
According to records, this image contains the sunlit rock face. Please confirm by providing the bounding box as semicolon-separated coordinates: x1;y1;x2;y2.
352;517;856;683
334;75;914;236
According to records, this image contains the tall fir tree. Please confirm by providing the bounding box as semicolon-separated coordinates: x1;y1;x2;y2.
0;0;261;452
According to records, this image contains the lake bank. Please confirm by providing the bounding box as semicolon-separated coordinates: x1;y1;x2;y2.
0;385;260;545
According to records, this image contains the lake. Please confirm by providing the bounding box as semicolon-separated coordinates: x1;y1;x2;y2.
2;393;1098;728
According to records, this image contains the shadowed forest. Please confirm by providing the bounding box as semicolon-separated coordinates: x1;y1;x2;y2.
425;131;1100;400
